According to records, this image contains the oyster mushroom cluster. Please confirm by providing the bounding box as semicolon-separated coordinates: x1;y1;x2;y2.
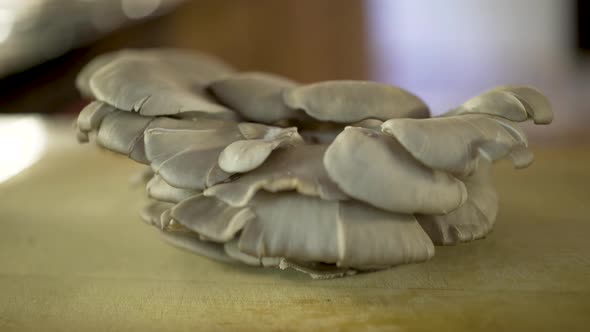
75;49;553;278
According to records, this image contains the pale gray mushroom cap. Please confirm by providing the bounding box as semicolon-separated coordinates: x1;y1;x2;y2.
78;49;235;96
170;192;434;270
223;239;281;267
141;199;237;263
324;127;467;214
238;192;434;269
80;48;237;120
445;89;529;121
208;72;303;124
205;144;348;207
96;110;153;163
158;231;237;264
217;123;304;173
83;109;238;164
283;80;430;123
76;50;130;98
144;121;304;191
497;86;553;124
417;158;498;245
139;200;176;231
146;175;198;204
144;125;240;191
381;114;533;176
76;101;116;142
171;194;255;243
445;85;553;124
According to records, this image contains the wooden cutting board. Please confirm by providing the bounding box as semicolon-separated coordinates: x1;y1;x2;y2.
1;118;588;331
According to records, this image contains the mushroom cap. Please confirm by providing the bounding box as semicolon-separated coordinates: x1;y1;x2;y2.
144;125;240;190
445;85;553;125
381;114;533;176
168;190;433;270
81;49;237;119
158;230;236;264
77;50;131;98
146;175;199;203
92;111;239;164
237;192;434;269
445;89;529;121
96;110;153;163
171;194;255;243
223;239;281;267
139;200;177;231
324;127;467;214
205;144;348;207
283;80;430;123
76;101;116;142
217;123;304;173
417;158;498;245
78;49;235;96
208;72;302;124
166;193;434;270
497;86;553;124
143;120;303;190
141;199;237;263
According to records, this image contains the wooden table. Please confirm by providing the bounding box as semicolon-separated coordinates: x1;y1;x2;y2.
1;117;589;331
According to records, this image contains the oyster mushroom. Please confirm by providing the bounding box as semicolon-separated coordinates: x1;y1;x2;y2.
141;199;235;262
324;127;467;214
208;72;303;124
146;175;199;203
81;48;237;119
139;200;176;230
417;158;498;245
77;50;130;98
444;86;553;124
74;48;555;278
170;194;255;243
238;192;434;269
144;121;303;190
497;86;553;124
158;231;237;264
169;191;434;270
381;114;534;176
205;144;348;207
283;80;430;123
223;239;280;267
96;110;154;163
78;49;235;96
444;89;529;121
144;126;239;191
217;123;304;173
91;111;235;164
76;101;116;142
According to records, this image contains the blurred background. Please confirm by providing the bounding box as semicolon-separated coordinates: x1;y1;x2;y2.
0;0;588;143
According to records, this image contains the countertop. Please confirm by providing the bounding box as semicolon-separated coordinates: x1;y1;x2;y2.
1;117;589;331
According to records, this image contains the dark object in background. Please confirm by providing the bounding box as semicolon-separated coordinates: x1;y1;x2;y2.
576;0;590;55
0;19;171;115
0;0;183;114
0;0;182;78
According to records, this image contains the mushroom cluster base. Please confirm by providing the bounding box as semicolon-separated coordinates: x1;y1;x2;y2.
75;49;554;278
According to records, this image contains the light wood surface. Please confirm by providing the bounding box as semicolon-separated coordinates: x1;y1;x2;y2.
1;118;589;331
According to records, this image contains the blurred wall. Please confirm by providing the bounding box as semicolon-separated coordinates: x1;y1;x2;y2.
157;0;369;82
